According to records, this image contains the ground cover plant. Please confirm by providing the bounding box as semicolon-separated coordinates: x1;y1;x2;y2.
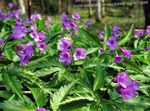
0;3;150;111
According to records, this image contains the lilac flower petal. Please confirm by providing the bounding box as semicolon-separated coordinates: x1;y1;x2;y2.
73;48;87;61
106;37;118;50
57;38;72;51
72;13;80;20
36;108;47;111
59;51;72;64
37;41;46;51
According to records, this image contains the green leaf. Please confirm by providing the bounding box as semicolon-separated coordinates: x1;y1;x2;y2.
61;94;94;105
0;101;35;111
2;70;24;100
93;64;105;91
119;25;133;46
50;80;77;111
104;24;111;49
29;88;48;107
34;67;62;77
87;47;99;55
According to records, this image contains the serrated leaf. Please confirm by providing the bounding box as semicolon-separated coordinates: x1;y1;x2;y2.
50;80;77;111
2;70;24;100
29;88;48;107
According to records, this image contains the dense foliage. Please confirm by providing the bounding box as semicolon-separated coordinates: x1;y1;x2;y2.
0;3;150;111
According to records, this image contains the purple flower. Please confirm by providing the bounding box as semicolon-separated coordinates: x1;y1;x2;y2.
120;48;131;59
114;51;123;63
37;32;46;41
85;19;92;28
37;41;46;51
99;32;104;39
30;31;46;42
145;46;150;50
134;29;144;38
10;26;26;40
62;21;70;30
112;32;122;39
57;38;72;51
16;42;34;65
61;13;68;20
36;108;47;111
106;37;118;50
46;16;51;22
0;53;4;60
73;48;87;61
113;25;119;32
8;3;14;8
70;21;78;31
59;51;72;64
146;25;150;36
26;17;33;24
113;71;131;88
113;71;139;100
31;25;37;31
72;13;80;20
31;13;41;21
99;48;104;55
0;39;5;47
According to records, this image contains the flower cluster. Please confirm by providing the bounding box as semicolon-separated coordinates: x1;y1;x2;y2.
58;38;87;64
10;18;28;40
134;29;144;38
61;13;78;32
113;71;139;100
99;25;131;63
146;25;150;35
106;25;122;50
134;25;150;38
16;42;34;65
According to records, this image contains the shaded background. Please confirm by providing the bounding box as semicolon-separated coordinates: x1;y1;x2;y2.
0;0;150;29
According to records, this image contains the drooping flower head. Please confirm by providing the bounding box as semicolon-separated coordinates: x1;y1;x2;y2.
16;42;34;65
134;29;144;38
120;48;131;59
72;13;80;20
36;108;47;111
59;51;72;64
85;19;92;28
146;25;150;36
106;37;118;50
0;39;5;47
145;46;150;50
113;71;139;100
99;31;104;39
114;51;123;63
73;48;87;61
57;38;72;51
99;48;105;55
